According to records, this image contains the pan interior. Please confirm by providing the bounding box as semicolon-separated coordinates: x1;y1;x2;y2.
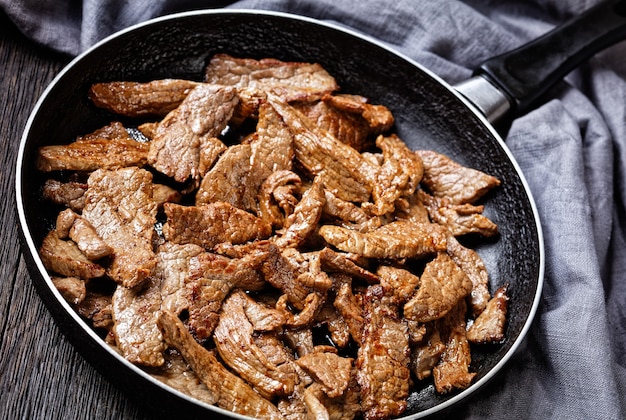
18;11;541;419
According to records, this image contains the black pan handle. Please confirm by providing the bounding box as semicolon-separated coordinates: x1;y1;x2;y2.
475;0;626;116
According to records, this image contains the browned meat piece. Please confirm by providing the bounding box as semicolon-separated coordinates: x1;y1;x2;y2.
242;297;286;332
261;245;314;310
319;248;379;284
37;137;149;172
410;328;445;380
269;96;379;203
319;220;447;259
277;385;310;420
324;94;394;134
68;215;114;260
282;327;315;358
213;291;298;399
446;234;491;317
149;350;219;406
420;190;498;237
467;284;509;344
314;301;351;348
138;121;158;139
88;79;201;117
151;183;183;208
78;121;133;141
274;177;326;249
204;53;339;102
333;276;365;345
197;137;227;177
42;179;87;212
195;143;254;207
416;150;501;204
247;100;296;210
356;285;410;420
157;310;284;419
308;374;362;420
433;300;476;393
148;84;238;183
376;265;420;304
258;170;302;228
51;276;86;305
82;168;157;289
186;248;268;340
55;208;78;238
277;292;324;328
371;134;423;216
39;231;105;279
76;291;112;325
403;252;472;323
112;277;166;367
322;190;373;230
162;202;272;250
394;192;430;225
296;352;353;398
154;242;204;315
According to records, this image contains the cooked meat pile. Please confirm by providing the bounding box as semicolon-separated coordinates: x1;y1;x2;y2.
37;53;509;420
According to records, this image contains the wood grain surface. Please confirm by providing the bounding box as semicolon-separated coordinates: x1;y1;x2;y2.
0;12;152;420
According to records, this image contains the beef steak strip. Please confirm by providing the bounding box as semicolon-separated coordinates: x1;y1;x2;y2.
39;230;106;279
467;284;509;344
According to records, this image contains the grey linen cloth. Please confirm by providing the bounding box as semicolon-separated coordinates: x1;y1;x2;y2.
3;0;625;418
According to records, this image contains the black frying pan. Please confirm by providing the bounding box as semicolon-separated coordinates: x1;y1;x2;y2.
15;2;626;419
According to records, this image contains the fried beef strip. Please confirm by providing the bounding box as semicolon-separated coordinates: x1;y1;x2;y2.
185;247;267;341
356;285;410;420
88;79;201;118
37;135;149;172
112;276;166;367
148;83;238;183
403;252;472;323
162;202;271;250
296;352;353;399
42;179;87;212
81;167;158;289
56;209;114;261
258;170;302;228
39;231;106;279
204;53;339;102
269;96;378;203
467;284;509;344
410;327;445;381
416;149;500;204
432;300;476;393
157;310;284;420
214;291;296;399
51;276;86;305
319;220;447;260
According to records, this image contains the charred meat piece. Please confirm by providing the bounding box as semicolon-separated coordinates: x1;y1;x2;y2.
162;202;272;250
88;79;201;118
39;231;105;279
416;149;501;204
51;276;86;305
270;96;379;203
148;84;238;183
186;248;267;341
82;167;158;289
154;242;204;315
356;285;410;420
420;190;498;237
214;291;297;399
42;179;87;212
112;277;166;367
37;137;149;172
446;234;491;317
467;284;509;344
403;252;472;323
410;327;445;381
371;134;423;216
195;143;254;207
433;300;476;393
204;53;339;102
274;176;326;249
157;310;284;419
296;352;353;398
319;220;447;259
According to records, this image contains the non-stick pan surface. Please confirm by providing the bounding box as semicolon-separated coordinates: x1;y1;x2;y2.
16;10;543;419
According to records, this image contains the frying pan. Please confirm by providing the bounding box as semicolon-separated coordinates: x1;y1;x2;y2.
15;2;626;419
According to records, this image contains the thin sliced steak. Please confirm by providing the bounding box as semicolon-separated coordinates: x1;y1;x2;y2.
82;167;158;288
296;351;353;398
467;284;509;344
39;230;105;279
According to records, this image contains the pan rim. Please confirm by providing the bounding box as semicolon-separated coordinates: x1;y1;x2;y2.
15;8;545;420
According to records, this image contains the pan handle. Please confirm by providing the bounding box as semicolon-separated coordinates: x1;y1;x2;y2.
456;0;626;123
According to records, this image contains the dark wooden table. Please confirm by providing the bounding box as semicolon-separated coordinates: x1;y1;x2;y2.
0;12;153;419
